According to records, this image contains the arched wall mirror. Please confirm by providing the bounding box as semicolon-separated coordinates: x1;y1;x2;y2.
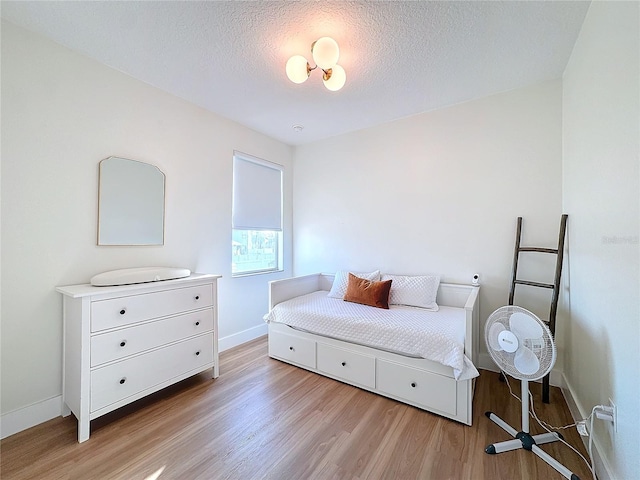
98;157;165;246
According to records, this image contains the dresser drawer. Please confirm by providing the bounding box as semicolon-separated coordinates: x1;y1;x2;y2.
377;359;456;415
91;308;214;367
269;330;316;369
317;343;375;388
91;284;213;332
90;333;214;412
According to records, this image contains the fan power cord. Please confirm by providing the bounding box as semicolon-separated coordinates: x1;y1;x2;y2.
501;372;596;480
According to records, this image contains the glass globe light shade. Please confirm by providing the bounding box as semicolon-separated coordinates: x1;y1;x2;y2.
323;64;346;91
312;37;340;70
286;55;309;84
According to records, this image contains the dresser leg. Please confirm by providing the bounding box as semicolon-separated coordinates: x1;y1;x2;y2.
212;364;219;379
62;402;71;417
78;419;90;443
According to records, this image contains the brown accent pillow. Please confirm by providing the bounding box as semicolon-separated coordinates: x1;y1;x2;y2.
344;273;392;309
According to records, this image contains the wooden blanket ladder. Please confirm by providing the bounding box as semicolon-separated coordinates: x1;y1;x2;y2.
508;214;568;404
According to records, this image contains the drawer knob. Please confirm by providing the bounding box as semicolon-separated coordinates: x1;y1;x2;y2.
120;340;127;347
195;321;200;326
341;362;346;367
289;346;294;351
195;351;200;356
195;295;200;301
119;378;126;385
119;309;126;315
411;382;417;388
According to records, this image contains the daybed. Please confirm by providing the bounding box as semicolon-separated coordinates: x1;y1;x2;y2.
264;272;480;426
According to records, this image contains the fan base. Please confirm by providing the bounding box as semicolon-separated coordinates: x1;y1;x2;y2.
484;411;581;480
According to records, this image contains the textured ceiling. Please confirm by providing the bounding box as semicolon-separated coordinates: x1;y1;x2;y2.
1;1;590;146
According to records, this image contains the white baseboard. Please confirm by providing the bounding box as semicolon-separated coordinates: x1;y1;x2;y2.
219;323;268;352
1;327;268;440
561;373;614;480
1;395;62;440
478;353;500;373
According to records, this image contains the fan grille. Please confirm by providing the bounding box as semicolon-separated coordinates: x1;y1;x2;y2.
485;305;556;380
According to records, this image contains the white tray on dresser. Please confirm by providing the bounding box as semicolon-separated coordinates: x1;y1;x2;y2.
56;273;221;442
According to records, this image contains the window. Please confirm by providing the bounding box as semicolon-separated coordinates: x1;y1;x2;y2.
232;152;283;276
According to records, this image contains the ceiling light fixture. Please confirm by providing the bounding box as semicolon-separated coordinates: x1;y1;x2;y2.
286;37;346;91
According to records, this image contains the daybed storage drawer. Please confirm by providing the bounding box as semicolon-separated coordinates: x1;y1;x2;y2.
269;330;316;368
91;308;214;367
91;285;214;332
377;359;457;416
90;333;214;412
317;343;375;388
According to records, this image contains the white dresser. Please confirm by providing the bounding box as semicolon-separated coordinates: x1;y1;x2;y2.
56;273;220;442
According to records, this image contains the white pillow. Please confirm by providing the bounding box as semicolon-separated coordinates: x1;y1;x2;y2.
328;270;380;299
381;274;440;311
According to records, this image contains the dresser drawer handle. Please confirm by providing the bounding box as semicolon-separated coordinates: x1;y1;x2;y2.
195;295;200;301
119;309;126;315
120;340;127;347
341;362;346;367
195;351;200;356
195;321;200;326
119;378;126;385
289;346;294;351
411;382;417;388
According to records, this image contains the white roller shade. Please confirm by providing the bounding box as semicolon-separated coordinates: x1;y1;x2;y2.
232;153;283;231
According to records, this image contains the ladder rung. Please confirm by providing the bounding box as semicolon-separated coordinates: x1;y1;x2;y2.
514;280;555;289
519;247;558;254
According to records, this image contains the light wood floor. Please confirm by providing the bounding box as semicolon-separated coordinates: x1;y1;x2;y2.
1;336;592;480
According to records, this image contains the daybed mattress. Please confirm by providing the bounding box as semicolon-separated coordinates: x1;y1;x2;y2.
264;291;479;380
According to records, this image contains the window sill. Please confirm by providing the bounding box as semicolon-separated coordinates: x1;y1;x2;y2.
232;268;284;278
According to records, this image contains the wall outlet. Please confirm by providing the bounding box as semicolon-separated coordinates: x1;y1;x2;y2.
609;398;617;432
596;408;614;422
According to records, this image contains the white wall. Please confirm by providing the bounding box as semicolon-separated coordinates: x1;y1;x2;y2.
293;80;564;366
1;22;293;418
562;1;640;478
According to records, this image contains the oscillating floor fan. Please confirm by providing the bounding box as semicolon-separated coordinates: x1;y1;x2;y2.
484;306;581;480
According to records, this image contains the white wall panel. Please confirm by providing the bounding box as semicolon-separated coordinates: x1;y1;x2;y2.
562;2;640;478
1;21;293;415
